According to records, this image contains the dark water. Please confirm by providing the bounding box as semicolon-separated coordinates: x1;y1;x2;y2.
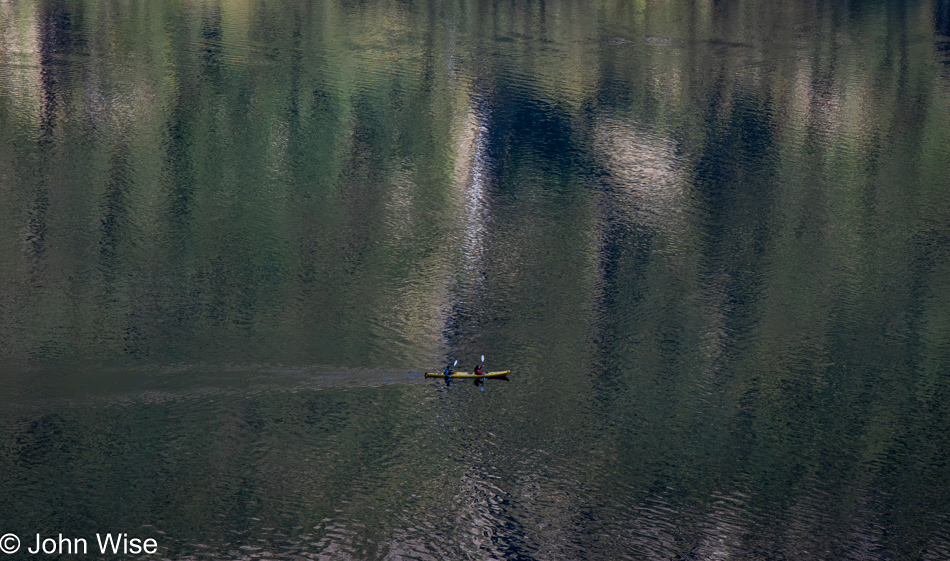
2;0;950;558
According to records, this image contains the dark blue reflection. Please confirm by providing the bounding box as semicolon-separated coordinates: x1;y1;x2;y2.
38;0;75;138
98;143;131;286
936;0;950;36
28;0;81;281
439;76;593;362
199;5;224;79
936;0;950;74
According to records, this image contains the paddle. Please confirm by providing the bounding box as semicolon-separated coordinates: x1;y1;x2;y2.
479;355;485;391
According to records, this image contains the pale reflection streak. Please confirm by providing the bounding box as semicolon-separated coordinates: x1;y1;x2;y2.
429;97;492;349
457;103;492;281
0;1;41;126
787;49;869;148
594;117;738;380
594;117;685;235
444;102;517;559
0;0;40;291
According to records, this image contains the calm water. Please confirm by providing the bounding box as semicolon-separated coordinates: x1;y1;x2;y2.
2;0;950;559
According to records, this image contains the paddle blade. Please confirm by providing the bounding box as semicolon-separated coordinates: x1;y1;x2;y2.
481;355;484;362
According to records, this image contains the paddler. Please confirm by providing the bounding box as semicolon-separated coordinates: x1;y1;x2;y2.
443;360;455;385
473;362;485;390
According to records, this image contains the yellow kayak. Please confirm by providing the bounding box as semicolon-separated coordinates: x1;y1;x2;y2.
425;370;510;380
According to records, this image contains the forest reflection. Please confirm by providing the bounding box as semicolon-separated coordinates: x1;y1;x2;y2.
1;0;950;559
1;0;947;366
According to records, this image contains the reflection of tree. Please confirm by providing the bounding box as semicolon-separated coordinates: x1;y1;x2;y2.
0;0;949;557
583;0;950;557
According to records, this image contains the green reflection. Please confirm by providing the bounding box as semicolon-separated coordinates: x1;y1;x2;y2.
1;0;950;558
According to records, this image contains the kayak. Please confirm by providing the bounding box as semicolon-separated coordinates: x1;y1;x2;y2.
425;370;510;380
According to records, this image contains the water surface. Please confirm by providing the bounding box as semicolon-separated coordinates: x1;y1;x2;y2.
2;0;950;558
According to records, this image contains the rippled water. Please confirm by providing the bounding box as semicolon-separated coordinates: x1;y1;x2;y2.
2;0;950;559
